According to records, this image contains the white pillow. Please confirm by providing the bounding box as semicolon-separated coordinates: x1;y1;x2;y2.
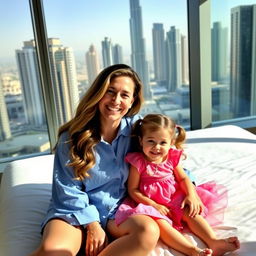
0;154;54;256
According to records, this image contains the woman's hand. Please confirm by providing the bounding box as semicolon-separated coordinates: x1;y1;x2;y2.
86;221;108;256
181;193;204;218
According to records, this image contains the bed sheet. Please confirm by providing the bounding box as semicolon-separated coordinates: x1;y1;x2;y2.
150;125;256;256
0;125;255;256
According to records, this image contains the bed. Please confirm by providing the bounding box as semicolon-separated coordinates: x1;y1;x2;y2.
0;125;255;256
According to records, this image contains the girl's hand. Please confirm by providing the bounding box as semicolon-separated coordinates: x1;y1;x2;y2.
86;221;108;256
181;194;204;217
153;202;170;216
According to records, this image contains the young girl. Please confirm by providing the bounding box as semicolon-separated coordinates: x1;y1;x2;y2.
115;114;240;256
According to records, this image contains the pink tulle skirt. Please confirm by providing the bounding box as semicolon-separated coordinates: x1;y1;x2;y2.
115;181;228;230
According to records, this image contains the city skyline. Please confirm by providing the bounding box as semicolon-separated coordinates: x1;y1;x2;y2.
1;0;256;63
2;1;254;119
1;0;256;161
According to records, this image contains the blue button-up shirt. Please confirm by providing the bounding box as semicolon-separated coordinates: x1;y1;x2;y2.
42;115;140;229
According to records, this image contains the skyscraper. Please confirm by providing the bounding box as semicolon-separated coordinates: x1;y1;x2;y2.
112;44;123;65
86;44;101;86
48;38;79;126
102;37;113;68
166;26;182;92
152;23;167;86
211;22;228;83
230;5;256;117
181;35;189;85
0;77;11;141
64;47;80;115
252;5;256;115
129;0;151;99
16;40;45;127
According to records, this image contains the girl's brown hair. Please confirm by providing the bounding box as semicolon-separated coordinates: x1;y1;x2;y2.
57;64;144;180
131;113;186;151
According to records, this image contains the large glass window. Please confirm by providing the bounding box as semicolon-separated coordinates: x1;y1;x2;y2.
211;0;256;124
1;0;256;172
0;0;50;172
43;0;190;127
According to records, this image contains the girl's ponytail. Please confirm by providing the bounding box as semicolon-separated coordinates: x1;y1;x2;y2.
174;125;186;149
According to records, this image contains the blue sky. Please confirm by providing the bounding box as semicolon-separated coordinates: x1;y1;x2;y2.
42;0;188;59
1;0;256;63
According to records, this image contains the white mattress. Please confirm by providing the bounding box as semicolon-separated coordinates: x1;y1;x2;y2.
0;125;255;256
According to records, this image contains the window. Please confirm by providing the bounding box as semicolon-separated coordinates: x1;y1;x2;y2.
43;0;190;127
0;0;50;171
1;0;255;172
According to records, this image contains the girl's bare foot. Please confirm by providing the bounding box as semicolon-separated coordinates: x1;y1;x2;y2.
191;248;212;256
210;236;240;256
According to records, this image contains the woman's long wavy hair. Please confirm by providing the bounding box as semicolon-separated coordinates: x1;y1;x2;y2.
131;113;186;153
57;64;143;180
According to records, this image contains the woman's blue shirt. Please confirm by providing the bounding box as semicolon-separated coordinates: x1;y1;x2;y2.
42;115;139;229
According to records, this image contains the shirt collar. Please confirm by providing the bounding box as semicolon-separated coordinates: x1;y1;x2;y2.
118;117;130;137
100;117;130;143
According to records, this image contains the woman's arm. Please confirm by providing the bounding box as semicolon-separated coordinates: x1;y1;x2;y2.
53;134;108;255
173;164;203;217
52;135;101;226
128;165;170;216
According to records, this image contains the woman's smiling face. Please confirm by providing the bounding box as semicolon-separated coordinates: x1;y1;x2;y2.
98;76;135;124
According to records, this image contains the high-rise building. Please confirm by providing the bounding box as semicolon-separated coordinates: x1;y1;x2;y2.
152;23;167;86
86;44;101;86
64;47;80;115
166;26;182;92
112;44;123;65
16;39;79;127
129;0;151;100
16;40;45;127
251;5;256;115
211;22;228;83
181;35;189;85
230;5;256;117
102;37;113;68
48;38;79;126
0;77;11;141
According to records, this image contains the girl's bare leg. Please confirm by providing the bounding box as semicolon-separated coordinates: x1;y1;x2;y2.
100;215;160;256
156;219;212;256
28;219;83;256
182;210;240;256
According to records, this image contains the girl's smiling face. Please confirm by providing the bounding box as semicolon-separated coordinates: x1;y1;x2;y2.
140;127;174;164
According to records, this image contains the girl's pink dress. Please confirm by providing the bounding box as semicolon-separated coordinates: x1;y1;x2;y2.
115;149;228;230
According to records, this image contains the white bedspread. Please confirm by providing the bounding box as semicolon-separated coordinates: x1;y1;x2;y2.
0;125;255;256
149;125;256;256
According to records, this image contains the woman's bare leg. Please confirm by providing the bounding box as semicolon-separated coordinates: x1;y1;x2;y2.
28;219;83;256
156;219;212;256
182;210;240;256
100;215;160;256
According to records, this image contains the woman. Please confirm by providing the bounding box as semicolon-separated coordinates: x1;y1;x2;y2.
29;64;160;256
